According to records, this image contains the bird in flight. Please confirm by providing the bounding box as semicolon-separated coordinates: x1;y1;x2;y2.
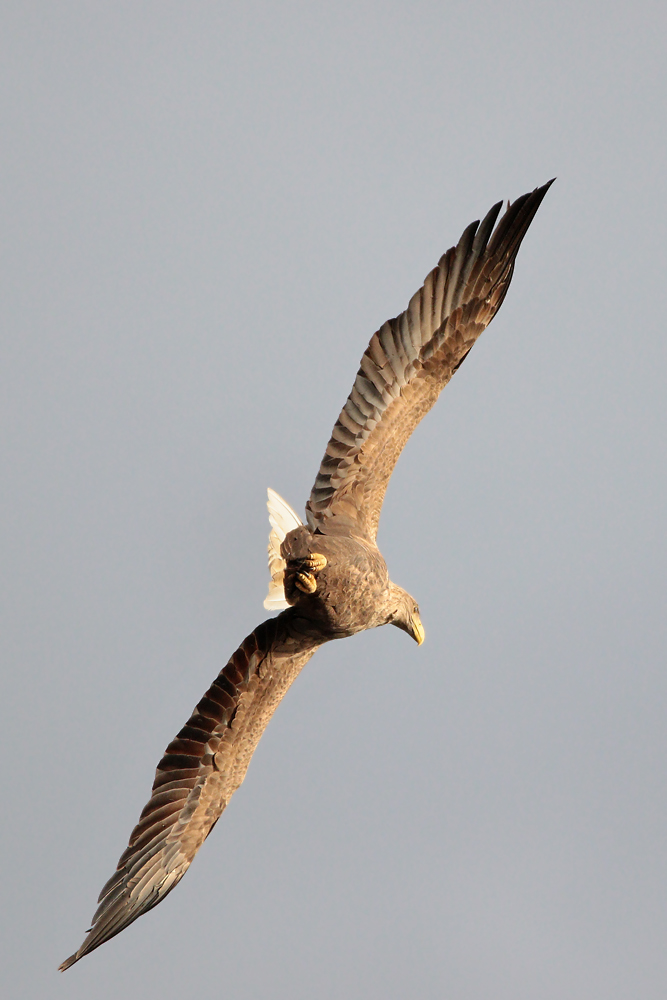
60;180;553;971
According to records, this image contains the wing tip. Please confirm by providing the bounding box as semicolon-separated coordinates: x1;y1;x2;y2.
485;177;554;263
530;176;557;208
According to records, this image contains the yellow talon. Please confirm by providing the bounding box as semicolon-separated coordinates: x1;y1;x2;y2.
291;553;326;595
295;571;317;594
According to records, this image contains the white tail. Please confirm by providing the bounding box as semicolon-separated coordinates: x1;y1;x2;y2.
263;488;303;610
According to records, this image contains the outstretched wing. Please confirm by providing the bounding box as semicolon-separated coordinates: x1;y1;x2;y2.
306;181;553;540
60;613;323;971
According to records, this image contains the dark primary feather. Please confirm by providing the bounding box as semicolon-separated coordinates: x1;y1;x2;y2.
60;182;552;971
306;180;554;540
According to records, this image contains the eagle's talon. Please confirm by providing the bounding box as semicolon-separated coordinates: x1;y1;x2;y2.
293;553;327;594
295;571;317;594
305;553;327;572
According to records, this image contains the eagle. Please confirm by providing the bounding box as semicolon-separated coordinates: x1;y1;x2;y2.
60;180;552;971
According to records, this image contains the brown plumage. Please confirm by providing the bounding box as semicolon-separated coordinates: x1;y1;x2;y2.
59;180;552;971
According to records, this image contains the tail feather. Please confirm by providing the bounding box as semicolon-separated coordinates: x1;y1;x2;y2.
263;488;302;610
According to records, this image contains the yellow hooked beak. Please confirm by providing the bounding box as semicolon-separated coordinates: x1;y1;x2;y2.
410;612;425;646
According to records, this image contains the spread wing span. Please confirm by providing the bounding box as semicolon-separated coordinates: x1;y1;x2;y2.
306;180;554;540
60;182;552;972
59;614;323;971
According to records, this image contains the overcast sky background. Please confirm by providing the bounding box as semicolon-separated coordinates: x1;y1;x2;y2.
2;2;666;998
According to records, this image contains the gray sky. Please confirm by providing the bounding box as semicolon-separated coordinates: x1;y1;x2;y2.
2;2;666;998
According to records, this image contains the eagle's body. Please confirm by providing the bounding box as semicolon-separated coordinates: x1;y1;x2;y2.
282;527;402;638
60;181;552;971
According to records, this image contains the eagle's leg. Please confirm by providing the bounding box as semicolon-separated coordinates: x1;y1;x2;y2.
294;553;328;594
